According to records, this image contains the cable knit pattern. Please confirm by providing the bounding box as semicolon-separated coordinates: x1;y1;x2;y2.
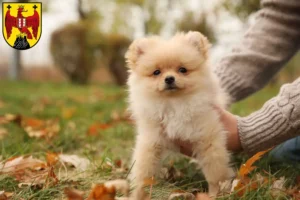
214;0;300;103
214;0;300;154
238;78;300;154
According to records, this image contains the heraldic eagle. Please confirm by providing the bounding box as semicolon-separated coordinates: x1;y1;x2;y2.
5;5;40;40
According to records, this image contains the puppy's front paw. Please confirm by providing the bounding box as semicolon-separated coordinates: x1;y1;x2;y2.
130;186;150;200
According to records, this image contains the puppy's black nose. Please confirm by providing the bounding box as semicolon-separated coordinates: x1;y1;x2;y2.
165;76;175;84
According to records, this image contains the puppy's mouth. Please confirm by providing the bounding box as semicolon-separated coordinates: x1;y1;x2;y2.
164;84;179;91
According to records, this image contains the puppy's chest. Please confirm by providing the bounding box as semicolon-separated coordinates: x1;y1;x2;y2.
156;103;206;140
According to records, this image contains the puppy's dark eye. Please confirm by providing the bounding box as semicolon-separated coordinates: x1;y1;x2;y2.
179;67;187;73
153;70;161;76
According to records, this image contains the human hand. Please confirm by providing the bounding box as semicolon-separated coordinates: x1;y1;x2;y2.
215;106;242;152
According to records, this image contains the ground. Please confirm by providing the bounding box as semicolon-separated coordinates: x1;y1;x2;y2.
0;80;299;200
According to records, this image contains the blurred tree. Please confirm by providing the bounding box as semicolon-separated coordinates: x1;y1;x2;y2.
115;0;163;35
177;11;216;44
98;34;131;85
222;0;260;21
50;0;132;85
50;0;101;84
50;21;100;84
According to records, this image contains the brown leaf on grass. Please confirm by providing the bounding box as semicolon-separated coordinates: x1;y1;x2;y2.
87;184;116;200
58;154;90;171
46;152;59;167
0;156;46;173
233;149;273;198
233;173;270;197
0;156;50;187
0;114;20;125
239;148;272;177
0;115;60;139
286;187;300;199
104;180;130;197
0;191;13;200
87;123;111;136
22;117;45;128
64;188;84;200
44;166;59;187
234;177;255;197
22;117;60;139
66;180;129;200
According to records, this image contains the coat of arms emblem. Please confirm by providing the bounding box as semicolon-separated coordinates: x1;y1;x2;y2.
2;2;42;50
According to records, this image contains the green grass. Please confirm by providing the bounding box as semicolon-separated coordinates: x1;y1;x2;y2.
0;80;299;199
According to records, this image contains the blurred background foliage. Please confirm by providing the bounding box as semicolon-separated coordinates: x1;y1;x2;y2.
222;0;260;21
1;0;299;86
177;12;216;43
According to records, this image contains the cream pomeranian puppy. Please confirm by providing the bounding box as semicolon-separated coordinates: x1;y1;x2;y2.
125;31;234;198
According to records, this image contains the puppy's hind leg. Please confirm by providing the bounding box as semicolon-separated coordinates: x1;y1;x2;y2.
194;128;234;197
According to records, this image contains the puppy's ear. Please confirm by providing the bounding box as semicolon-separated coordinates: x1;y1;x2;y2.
185;31;211;59
125;38;158;69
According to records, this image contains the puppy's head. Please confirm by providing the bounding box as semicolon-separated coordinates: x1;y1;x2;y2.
126;31;211;96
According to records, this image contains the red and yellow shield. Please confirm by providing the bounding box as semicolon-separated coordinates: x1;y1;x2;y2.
2;2;42;50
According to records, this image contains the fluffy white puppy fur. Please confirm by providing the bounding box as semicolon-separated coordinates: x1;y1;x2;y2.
125;31;234;198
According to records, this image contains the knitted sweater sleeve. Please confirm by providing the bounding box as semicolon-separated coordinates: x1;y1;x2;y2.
238;78;300;155
214;0;300;103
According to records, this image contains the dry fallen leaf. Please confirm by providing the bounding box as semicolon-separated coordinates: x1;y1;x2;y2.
64;188;84;200
0;156;49;187
0;191;13;200
58;154;90;171
270;176;286;197
234;177;253;197
22;117;60;139
87;123;111;136
286;187;300;199
233;148;272;197
0;156;46;173
104;179;130;197
0;114;20;125
65;180;129;200
46;152;59;167
87;184;116;200
239;148;272;177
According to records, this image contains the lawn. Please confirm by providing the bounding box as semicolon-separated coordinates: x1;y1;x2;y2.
0;80;299;200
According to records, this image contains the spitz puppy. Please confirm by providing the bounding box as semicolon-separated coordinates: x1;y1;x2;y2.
126;31;234;198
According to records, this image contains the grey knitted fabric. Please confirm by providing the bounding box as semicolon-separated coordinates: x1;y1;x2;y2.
238;78;300;154
214;0;300;154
